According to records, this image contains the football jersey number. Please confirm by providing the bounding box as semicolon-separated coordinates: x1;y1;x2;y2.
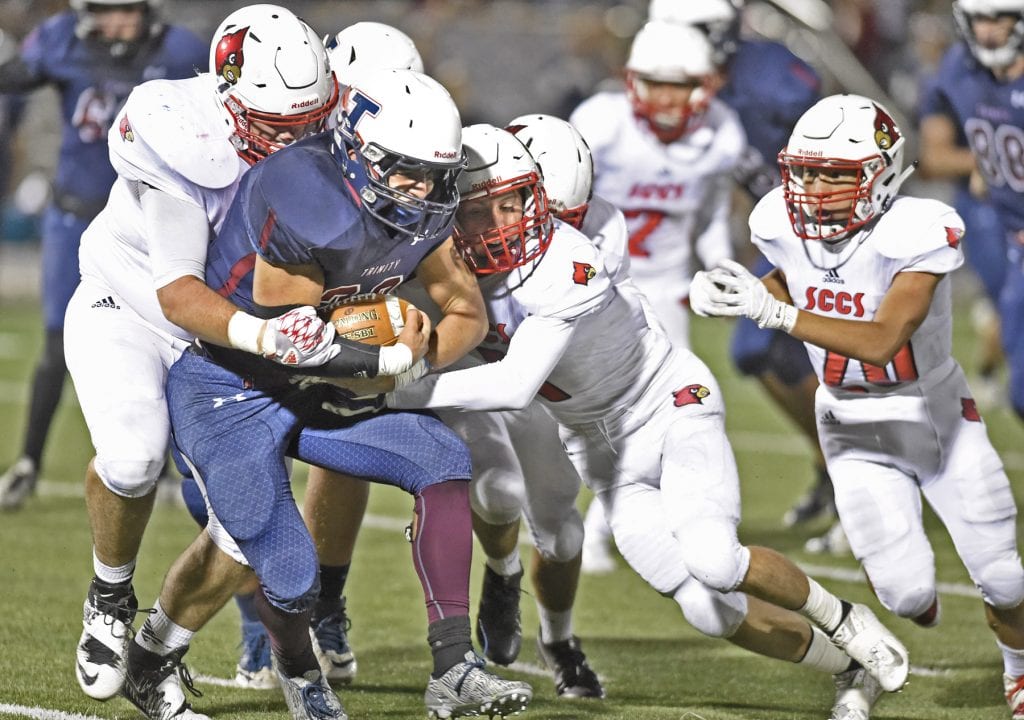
623;209;667;258
965;117;1024;193
822;343;918;388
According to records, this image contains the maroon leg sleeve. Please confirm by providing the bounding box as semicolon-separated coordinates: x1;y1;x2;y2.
411;480;472;623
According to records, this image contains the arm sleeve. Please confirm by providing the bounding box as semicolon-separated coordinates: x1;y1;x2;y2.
140;184;210;289
387;314;575;412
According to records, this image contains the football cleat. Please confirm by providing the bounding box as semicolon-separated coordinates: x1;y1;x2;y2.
804;521;851;556
535;635;605;699
830;666;883;720
424;650;532;719
476;566;523;665
311;597;357;684
76;582;138;699
275;664;348;720
122;643;209;720
783;470;835;527
828;604;909;693
0;457;38;511
1005;673;1024;719
235;620;277;689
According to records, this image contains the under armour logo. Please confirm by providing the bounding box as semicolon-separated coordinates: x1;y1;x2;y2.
213;393;247;408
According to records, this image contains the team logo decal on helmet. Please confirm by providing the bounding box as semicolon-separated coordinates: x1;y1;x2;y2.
119;115;134;143
873;105;900;151
573;261;597;285
215;26;248;85
673;384;710;406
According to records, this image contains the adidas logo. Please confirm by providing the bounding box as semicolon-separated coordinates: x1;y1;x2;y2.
822;268;844;284
820;410;840;425
91;296;120;310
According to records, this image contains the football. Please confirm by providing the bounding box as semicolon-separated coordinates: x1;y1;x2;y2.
325;293;409;346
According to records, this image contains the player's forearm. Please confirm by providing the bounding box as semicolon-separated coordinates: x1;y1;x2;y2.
156;275;240;346
788;312;917;368
917;146;978;180
428;307;488;369
388;360;539;412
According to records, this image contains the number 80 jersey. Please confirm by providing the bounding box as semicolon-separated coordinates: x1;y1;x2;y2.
750;187;965;393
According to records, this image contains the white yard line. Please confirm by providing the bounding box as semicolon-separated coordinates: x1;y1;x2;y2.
0;705;107;720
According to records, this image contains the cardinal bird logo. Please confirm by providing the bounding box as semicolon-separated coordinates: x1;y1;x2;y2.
119;114;134;143
215;26;249;85
573;261;597;286
872;104;901;151
673;384;710;407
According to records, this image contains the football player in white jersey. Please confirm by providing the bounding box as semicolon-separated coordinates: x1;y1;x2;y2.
385;123;912;720
64;6;340;716
692;93;1024;719
569;20;744;352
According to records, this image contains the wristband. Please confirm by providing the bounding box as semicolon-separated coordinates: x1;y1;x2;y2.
759;299;798;333
227;311;266;355
378;342;414;376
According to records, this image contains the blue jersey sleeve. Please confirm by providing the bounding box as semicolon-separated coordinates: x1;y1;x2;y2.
18;14;73;82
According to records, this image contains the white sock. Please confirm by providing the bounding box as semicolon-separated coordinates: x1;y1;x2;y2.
800;578;845;634
93;549;136;585
798;626;851;674
134;600;194;656
998;639;1024;679
538;606;574;645
485;550;523;578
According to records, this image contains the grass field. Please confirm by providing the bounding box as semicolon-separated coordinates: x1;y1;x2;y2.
0;297;1020;720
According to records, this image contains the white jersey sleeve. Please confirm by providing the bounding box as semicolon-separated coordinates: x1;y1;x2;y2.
569;92;625;159
748;186;796;274
875;197;965;275
582;194;630;283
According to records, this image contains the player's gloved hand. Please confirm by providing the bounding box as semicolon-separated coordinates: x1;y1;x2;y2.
689;269;732;318
262;306;339;367
705;259;798;332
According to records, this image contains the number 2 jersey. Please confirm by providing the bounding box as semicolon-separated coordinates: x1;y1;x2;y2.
569;92;744;288
750;187;965;392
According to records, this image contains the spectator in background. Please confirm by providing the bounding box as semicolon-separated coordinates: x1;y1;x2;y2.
0;0;206;511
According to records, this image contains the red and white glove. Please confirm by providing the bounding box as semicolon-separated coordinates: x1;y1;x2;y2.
228;306;339;367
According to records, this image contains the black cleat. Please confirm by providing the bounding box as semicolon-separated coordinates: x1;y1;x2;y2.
475;566;523;666
536;635;604;699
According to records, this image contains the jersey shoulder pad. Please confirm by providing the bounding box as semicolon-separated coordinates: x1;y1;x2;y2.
875;197;965;260
570;92;627;151
582;195;630;282
115;76;237;189
522;225;610;321
748;187;791;241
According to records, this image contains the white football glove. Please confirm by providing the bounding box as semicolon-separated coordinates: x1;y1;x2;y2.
262;306;339;367
707;259;798;332
689;269;730;318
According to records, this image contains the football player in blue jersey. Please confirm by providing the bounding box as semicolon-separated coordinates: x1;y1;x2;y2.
155;69;532;720
0;0;206;510
926;0;1024;423
918;63;1008;405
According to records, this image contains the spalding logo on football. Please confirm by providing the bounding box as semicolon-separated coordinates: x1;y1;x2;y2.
325;293;409;346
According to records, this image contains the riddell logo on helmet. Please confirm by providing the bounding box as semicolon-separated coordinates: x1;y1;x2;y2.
796;148;824;157
291;98;319;110
471;177;505;191
434;150;458;159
